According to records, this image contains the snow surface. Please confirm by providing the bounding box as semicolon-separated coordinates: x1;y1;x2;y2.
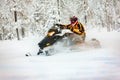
0;29;120;80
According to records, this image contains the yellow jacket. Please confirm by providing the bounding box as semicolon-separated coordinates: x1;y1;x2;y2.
60;21;86;36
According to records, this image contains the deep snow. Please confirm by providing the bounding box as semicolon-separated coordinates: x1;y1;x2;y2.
0;29;120;80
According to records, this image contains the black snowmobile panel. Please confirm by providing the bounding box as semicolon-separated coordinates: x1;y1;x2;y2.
38;35;63;49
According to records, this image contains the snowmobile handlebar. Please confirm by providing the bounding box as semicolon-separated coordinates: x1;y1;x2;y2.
55;24;63;27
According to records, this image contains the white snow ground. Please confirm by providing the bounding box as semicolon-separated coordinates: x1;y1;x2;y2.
0;29;120;80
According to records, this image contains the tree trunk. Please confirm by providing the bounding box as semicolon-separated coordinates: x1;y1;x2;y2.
16;28;20;40
14;11;17;22
2;27;5;40
21;27;25;38
57;0;60;22
0;34;2;40
84;15;87;24
84;0;88;24
14;10;20;40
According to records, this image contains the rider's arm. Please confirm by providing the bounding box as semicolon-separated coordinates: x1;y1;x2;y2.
55;24;70;29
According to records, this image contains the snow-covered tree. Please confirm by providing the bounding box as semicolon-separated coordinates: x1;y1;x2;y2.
0;0;120;40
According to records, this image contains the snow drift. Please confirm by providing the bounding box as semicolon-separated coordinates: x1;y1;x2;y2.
0;29;120;80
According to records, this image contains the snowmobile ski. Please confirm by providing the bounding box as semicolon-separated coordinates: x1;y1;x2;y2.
25;52;32;57
25;50;52;57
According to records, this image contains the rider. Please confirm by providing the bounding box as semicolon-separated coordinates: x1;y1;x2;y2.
56;16;86;43
37;16;86;55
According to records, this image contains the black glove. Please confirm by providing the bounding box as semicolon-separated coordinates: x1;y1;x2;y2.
55;23;62;26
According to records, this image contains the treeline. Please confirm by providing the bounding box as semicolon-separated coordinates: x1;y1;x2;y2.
0;0;120;40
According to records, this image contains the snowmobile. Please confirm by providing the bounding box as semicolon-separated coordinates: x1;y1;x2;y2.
35;24;101;56
25;24;101;56
37;24;73;56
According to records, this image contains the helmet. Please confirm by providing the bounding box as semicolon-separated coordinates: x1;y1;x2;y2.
70;16;78;24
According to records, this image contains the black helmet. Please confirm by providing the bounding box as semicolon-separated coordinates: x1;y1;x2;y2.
70;16;78;24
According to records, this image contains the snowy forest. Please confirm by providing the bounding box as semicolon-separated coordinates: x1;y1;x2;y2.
0;0;120;80
0;0;120;40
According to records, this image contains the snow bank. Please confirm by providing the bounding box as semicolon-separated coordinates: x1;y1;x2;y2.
0;30;120;80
